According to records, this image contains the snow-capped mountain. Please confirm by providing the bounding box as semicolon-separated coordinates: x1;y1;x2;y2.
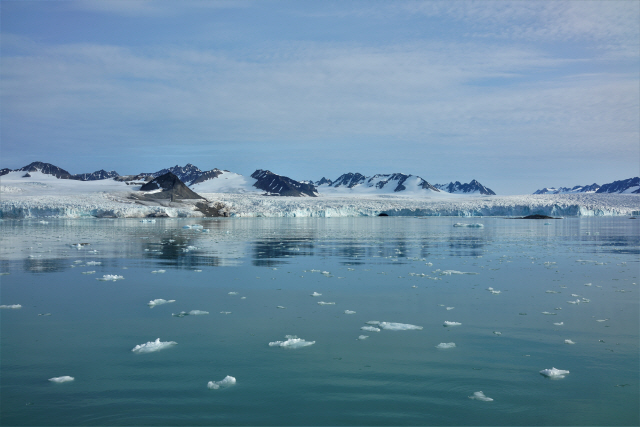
434;180;496;195
596;177;640;194
251;170;318;197
14;161;74;179
533;184;600;195
147;163;206;186
138;172;204;200
73;170;120;181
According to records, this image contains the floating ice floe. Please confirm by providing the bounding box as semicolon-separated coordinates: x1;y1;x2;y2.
554;322;564;326
321;271;331;277
358;335;369;340
310;292;322;297
207;375;236;390
344;310;356;314
148;299;175;307
596;319;608;322
469;391;493;401
564;339;576;344
438;270;478;275
453;223;484;228
446;307;454;310
539;367;570;379
81;271;96;275
140;219;155;223
48;376;74;383
0;304;22;309
317;301;335;305
436;342;456;349
379;322;423;331
443;321;461;326
38;313;52;316
545;290;560;293
151;270;166;274
361;326;381;332
584;283;592;286
220;311;232;314
131;338;177;353
96;275;124;281
189;310;209;315
228;292;238;296
541;311;556;315
268;335;315;348
276;306;286;309
85;261;101;266
493;331;502;335
567;299;580;304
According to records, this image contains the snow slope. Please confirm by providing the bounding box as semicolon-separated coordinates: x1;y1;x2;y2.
190;170;260;194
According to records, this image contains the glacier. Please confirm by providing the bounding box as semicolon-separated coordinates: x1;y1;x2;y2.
1;171;638;218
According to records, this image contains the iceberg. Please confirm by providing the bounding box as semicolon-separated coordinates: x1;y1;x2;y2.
361;326;381;332
540;367;570;379
443;321;461;326
151;270;166;274
344;310;356;314
148;299;175;307
48;376;74;383
207;375;236;390
436;342;456;349
564;339;576;344
96;274;124;281
189;310;209;315
131;338;177;353
268;335;315;348
357;335;369;340
317;301;335;305
469;391;493;401
310;292;322;297
0;304;22;309
379;322;423;331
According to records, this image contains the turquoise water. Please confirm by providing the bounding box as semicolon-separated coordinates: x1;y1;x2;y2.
1;217;638;426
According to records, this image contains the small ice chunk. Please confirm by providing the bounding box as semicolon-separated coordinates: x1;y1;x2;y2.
469;391;493;401
220;311;232;314
81;271;96;275
446;307;454;310
310;292;322;297
443;321;461;326
317;301;335;305
96;275;124;281
151;270;166;274
493;331;502;335
554;322;564;326
48;376;74;383
38;313;52;316
361;326;381;332
207;375;236;390
571;294;579;297
0;304;22;309
490;290;501;294
564;339;576;344
85;261;101;266
365;321;381;325
453;223;484;228
276;306;286;309
545;290;559;293
436;342;456;349
596;319;608;322
567;299;580;304
541;312;556;315
189;310;209;315
268;335;315;348
357;335;369;340
540;367;570;379
379;322;423;331
172;311;188;317
228;292;238;295
584;283;592;286
131;338;177;353
148;299;175;307
344;310;356;314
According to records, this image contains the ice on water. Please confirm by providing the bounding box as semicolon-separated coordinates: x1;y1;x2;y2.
148;299;175;307
361;326;381;332
48;376;74;383
310;292;322;297
436;342;456;349
469;391;493;401
207;375;236;390
378;322;423;331
344;310;356;314
131;338;177;353
97;274;124;281
0;304;22;309
268;335;316;348
540;367;570;379
443;321;462;326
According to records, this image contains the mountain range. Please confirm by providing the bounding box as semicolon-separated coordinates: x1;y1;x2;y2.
533;177;639;194
4;160;638;196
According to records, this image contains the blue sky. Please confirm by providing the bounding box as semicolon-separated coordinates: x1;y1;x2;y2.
1;0;638;194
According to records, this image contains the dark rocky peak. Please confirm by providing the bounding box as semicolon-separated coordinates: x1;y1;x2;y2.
315;177;333;186
139;172;204;200
190;168;224;186
72;170;120;181
152;163;204;185
596;177;640;194
331;172;366;188
17;161;72;179
0;168;12;176
251;169;318;197
435;180;495;195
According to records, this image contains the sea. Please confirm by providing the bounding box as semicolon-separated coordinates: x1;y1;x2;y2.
1;216;638;426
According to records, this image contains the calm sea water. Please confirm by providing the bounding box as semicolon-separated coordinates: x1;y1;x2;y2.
1;217;638;426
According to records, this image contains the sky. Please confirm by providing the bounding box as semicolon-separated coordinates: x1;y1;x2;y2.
1;0;639;195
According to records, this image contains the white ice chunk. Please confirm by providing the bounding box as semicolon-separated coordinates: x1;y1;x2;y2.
310;292;322;297
96;275;124;281
440;270;478;275
268;335;315;348
207;375;236;389
228;292;238;295
189;310;209;315
564;339;576;344
365;321;381;325
148;299;175;307
379;322;423;331
540;367;570;379
151;270;166;274
48;376;74;383
596;319;608;322
85;261;101;265
131;338;177;353
541;312;556;315
584;283;592;286
317;301;335;305
453;223;484;228
361;326;381;332
436;342;456;349
443;321;461;326
81;271;96;274
220;311;232;314
469;391;493;401
446;307;454;310
554;322;564;326
344;310;356;314
0;304;22;309
357;335;369;340
493;331;502;335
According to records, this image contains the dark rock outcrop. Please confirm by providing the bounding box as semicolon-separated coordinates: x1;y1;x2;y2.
72;170;120;181
251;170;318;197
434;180;495;195
139;172;205;200
596;177;640;194
17;161;73;179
